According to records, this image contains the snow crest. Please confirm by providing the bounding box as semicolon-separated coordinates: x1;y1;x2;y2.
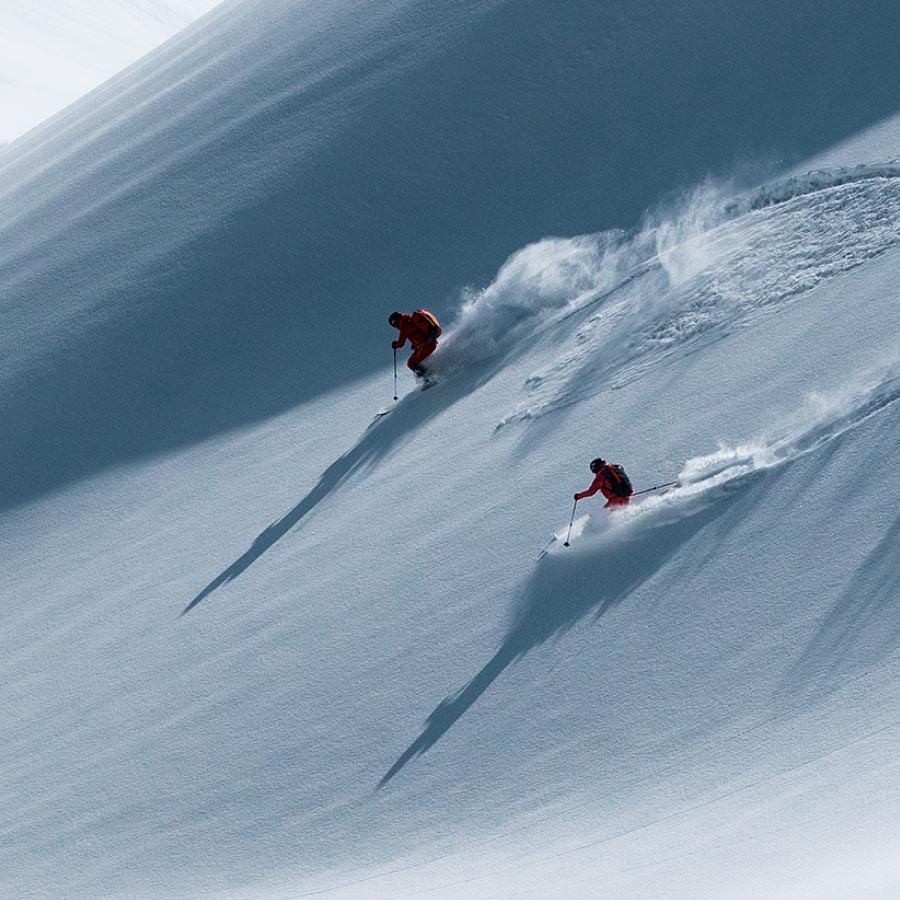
726;161;900;215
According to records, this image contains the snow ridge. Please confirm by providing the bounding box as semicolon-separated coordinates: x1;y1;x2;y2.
726;161;900;215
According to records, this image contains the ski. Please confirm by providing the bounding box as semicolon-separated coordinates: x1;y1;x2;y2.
365;409;393;432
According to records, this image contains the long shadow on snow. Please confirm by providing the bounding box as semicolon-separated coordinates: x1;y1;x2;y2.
384;372;900;783
182;371;483;616
380;498;731;786
784;511;900;695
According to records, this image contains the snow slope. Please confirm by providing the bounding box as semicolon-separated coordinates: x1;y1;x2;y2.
3;2;900;899
0;0;222;143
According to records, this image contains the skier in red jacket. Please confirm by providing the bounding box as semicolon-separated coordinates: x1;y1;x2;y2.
575;458;634;508
389;309;442;376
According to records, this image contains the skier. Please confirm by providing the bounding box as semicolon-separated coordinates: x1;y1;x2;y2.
389;309;442;377
575;457;634;508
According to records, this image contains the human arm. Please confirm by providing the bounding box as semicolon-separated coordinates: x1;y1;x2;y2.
392;320;413;349
574;471;606;500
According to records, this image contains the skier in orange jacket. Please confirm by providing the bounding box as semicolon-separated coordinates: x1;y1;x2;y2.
575;458;634;508
389;309;442;376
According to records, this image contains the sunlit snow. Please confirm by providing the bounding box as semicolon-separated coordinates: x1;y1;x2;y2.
0;0;221;142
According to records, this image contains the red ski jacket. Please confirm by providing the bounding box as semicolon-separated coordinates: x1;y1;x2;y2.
575;465;629;502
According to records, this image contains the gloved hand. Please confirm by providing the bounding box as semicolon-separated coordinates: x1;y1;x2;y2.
573;493;582;500
391;340;401;349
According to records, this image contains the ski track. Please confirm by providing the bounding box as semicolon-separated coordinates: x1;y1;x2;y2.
463;164;900;427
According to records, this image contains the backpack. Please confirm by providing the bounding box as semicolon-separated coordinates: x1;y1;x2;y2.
412;309;442;342
605;463;634;497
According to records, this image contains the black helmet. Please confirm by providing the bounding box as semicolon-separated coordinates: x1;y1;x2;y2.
388;311;402;327
589;457;606;474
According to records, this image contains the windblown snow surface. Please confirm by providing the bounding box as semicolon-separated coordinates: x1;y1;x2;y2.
0;0;222;143
3;2;900;899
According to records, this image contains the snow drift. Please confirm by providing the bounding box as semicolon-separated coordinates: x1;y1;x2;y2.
489;164;900;425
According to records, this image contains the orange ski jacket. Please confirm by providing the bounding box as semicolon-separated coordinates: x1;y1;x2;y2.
392;309;441;349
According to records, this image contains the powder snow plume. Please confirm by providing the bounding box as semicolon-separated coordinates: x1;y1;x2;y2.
495;164;900;426
572;359;900;545
433;177;741;376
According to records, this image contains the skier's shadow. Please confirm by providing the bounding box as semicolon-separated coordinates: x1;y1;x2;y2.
380;497;733;786
784;510;900;695
182;370;483;616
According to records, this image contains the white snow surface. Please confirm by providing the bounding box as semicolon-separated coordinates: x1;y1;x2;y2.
3;2;900;899
0;0;222;143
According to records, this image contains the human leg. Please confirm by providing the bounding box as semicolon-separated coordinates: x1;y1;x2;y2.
407;340;437;372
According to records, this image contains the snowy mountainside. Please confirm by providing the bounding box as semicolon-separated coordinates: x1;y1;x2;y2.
4;1;900;899
5;158;900;900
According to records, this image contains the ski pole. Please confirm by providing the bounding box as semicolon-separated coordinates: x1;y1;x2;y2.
563;498;578;547
632;481;678;497
393;348;398;401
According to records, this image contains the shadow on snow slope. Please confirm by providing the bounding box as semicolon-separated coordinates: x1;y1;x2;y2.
2;1;900;510
182;367;488;616
381;363;900;784
785;511;900;695
379;498;731;786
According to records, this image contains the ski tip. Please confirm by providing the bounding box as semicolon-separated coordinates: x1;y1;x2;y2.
366;410;392;432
